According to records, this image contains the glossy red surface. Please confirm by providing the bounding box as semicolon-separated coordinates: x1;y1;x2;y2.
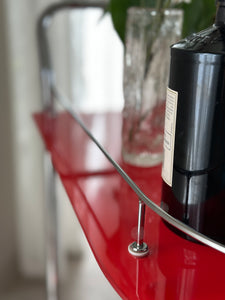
34;111;225;300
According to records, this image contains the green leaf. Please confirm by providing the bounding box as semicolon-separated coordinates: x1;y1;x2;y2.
108;0;161;42
176;0;216;37
108;0;216;43
108;0;138;42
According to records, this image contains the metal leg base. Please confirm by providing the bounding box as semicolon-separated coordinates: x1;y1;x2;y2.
128;199;149;258
128;242;149;258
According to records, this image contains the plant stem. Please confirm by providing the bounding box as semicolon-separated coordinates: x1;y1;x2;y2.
144;0;172;78
129;0;174;143
156;0;163;11
140;0;145;7
139;0;173;134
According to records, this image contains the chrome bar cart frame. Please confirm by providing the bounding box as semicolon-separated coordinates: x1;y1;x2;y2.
37;1;225;299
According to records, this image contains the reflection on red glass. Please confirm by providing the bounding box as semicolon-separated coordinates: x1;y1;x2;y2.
34;111;225;300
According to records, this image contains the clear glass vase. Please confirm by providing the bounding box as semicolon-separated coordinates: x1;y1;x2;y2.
122;7;183;167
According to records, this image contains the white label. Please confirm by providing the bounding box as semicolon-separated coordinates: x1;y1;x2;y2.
162;87;178;186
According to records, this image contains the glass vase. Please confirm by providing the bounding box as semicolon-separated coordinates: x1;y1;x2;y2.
122;7;183;167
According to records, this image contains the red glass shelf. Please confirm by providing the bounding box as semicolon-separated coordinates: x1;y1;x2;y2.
34;111;225;300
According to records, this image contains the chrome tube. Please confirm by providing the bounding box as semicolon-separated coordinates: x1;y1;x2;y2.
37;0;107;112
38;2;108;300
128;200;149;257
44;153;59;300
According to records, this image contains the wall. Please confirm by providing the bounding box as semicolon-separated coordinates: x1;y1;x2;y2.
3;0;85;278
0;0;17;290
0;0;123;282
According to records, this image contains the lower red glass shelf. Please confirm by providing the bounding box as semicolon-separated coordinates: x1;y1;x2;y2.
34;111;225;300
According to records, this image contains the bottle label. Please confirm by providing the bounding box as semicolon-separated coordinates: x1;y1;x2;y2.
162;87;178;186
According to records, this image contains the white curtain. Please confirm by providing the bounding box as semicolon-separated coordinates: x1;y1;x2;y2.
3;0;123;277
69;8;123;112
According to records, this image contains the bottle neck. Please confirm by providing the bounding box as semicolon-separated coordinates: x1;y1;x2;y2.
215;2;225;26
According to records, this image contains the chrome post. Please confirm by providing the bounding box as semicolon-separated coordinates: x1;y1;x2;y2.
37;3;108;300
44;153;59;300
128;199;149;257
37;1;107;114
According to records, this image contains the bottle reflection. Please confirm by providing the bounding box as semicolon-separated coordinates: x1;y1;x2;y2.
158;222;199;300
161;163;225;243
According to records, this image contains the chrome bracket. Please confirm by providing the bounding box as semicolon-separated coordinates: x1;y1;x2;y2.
128;199;149;257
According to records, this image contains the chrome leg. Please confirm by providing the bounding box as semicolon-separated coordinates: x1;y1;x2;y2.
128;199;149;257
44;153;59;300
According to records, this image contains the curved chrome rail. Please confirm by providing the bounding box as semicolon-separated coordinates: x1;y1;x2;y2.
37;1;225;255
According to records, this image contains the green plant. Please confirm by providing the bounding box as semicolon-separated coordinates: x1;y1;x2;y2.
178;0;215;37
108;0;216;43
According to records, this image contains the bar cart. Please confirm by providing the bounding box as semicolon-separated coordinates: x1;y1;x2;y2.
35;1;225;299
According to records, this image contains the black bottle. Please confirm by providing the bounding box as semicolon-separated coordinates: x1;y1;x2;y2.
161;0;225;243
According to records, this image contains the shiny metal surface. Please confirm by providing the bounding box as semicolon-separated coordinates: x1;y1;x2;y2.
137;200;146;248
44;153;59;300
37;0;225;278
128;242;149;258
128;200;149;257
38;2;108;300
